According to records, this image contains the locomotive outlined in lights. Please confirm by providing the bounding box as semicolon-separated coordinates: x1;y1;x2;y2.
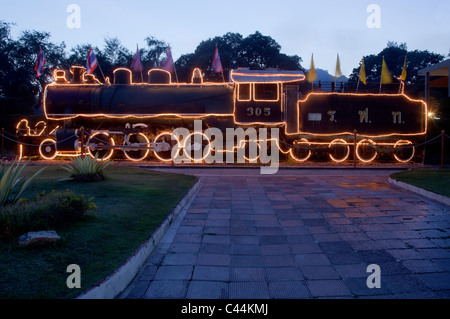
16;65;427;163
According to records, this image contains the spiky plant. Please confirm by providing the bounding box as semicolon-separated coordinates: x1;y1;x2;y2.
60;154;111;182
0;159;46;207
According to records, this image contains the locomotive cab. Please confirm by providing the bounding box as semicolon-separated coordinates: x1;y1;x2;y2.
230;69;305;124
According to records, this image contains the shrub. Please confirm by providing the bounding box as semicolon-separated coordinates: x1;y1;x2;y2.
0;190;97;240
0;159;46;206
60;154;111;182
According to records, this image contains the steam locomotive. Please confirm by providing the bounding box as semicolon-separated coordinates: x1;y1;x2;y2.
17;65;427;163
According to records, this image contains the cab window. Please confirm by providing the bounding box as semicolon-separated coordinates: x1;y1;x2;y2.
254;83;278;101
238;83;251;101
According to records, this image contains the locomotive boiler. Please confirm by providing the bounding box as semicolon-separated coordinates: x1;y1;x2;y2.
16;65;427;164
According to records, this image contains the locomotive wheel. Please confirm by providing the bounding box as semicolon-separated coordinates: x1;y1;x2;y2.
154;132;180;162
123;133;150;162
328;139;350;162
290;138;311;162
39;138;57;160
182;132;211;163
87;132;115;161
356;139;377;163
393;140;415;163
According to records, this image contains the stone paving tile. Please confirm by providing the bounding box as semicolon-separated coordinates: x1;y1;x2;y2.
186;281;228;299
230;267;266;281
402;259;446;273
386;249;426;260
197;253;231;266
333;264;368;278
382;274;431;294
125;280;151;299
265;267;304;281
432;258;450;271
306;280;352;297
228;282;270;299
294;253;332;266
192;266;230;282
153;265;193;281
300;265;340;280
162;253;197;266
343;277;392;296
268;281;311;299
123;170;450;299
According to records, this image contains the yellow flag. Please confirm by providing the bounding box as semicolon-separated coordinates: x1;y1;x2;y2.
400;56;407;81
307;54;317;83
335;53;342;79
359;57;367;85
381;57;393;85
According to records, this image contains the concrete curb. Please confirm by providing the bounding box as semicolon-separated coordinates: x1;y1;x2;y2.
388;177;450;207
75;180;201;299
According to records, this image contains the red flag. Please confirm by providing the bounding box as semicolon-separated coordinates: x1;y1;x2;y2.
161;46;174;73
86;47;98;74
34;47;46;77
212;45;223;74
131;45;143;72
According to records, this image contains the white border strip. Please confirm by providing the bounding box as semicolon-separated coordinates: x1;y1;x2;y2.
75;181;201;299
388;177;450;206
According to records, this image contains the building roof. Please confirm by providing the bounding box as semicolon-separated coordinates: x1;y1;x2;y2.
418;59;450;76
230;69;305;83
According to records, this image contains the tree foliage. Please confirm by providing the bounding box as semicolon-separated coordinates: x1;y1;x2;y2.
175;31;304;82
0;22;67;104
349;41;444;94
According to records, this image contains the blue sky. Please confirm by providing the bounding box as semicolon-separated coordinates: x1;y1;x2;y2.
2;0;449;75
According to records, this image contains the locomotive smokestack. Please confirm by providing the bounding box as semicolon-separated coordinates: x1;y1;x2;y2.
70;66;86;84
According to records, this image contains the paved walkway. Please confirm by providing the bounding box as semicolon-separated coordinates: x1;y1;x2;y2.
120;168;450;299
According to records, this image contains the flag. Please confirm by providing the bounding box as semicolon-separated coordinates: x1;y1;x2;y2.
400;56;407;81
86;47;98;74
212;45;223;74
307;54;317;83
381;56;393;84
335;53;342;79
131;45;143;73
359;57;367;85
161;46;174;73
34;47;46;77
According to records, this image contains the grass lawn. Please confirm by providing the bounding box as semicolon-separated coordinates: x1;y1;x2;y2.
390;169;450;198
0;164;197;299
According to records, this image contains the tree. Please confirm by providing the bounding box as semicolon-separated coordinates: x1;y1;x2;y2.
0;21;14;97
142;36;169;69
175;31;303;82
103;37;132;69
349;42;444;95
1;26;66;103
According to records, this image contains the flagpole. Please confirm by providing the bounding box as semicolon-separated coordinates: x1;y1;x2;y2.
379;56;383;94
399;56;407;94
173;63;179;84
97;61;106;83
139;45;144;83
356;58;361;93
170;45;179;84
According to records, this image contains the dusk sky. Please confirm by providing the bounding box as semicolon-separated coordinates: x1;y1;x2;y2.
2;0;449;75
